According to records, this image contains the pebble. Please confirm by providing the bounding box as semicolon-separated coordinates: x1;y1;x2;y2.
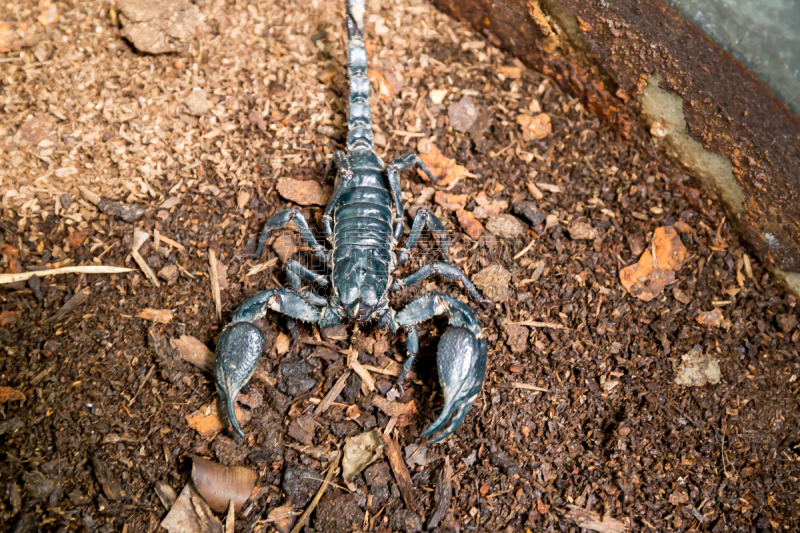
516;113;552;141
117;0;201;54
448;96;479;132
485;213;527;239
472;264;511;302
184;88;209;116
513;201;545;225
97;198;146;223
276;178;330;206
158;264;179;282
456;209;484;240
568;220;597;240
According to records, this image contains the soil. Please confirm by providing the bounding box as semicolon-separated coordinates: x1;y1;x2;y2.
1;0;799;532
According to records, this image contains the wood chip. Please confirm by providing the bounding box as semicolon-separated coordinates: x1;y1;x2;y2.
209;250;222;320
526;181;544;200
136;308;173;324
565;505;629;533
91;455;126;501
382;432;422;516
171;335;215;373
371;396;417;417
49;287;91;322
427;456;452;530
314;371;351;416
346;348;376;392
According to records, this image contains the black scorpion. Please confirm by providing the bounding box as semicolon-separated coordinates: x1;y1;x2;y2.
214;0;490;444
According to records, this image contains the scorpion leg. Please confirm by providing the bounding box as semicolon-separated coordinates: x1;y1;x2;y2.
396;207;448;266
387;153;437;241
215;288;323;441
255;208;327;264
284;258;329;348
391;262;490;306
393;293;487;443
321;150;348;185
389;152;438;183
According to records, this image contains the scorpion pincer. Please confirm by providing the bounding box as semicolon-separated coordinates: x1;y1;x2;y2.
214;0;491;444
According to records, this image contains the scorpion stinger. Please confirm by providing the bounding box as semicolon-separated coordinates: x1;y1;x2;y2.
214;0;491;444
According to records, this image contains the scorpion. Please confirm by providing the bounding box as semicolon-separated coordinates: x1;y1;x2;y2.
214;0;490;444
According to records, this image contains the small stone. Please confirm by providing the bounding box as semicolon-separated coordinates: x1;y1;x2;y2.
776;313;798;333
117;0;201;54
274;333;292;356
513;202;545;225
448;96;478;132
184;88;209;116
472;264;511;302
287;415;315;445
516;113;552;141
276;178;330;206
97;198;145;223
429;89;447;104
674;346;721;387
500;320;528;354
696;309;724;328
568;221;597;240
60;193;74;209
158;265;179;282
486;214;526;239
456;209;484;240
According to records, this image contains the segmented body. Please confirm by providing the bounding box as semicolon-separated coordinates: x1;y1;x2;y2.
213;0;490;445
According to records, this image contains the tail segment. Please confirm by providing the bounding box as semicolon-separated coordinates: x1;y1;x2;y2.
345;0;374;151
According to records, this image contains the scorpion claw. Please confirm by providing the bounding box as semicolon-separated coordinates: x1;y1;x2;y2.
214;322;265;442
421;326;487;443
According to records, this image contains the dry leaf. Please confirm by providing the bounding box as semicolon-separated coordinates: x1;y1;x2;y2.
272;234;298;263
696;309;724;327
417;139;466;187
619;226;688;302
191;456;257;514
434;191;467;211
171;335;215;373
342;430;382;483
136;308;173;324
0;386;26;403
674;346;721;387
161;483;223;533
456;209;484;240
274;333;292;355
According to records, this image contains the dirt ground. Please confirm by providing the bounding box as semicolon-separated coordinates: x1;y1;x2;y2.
2;0;800;531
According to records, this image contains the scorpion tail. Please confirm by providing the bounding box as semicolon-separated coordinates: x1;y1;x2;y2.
345;0;374;151
214;321;264;443
421;327;488;443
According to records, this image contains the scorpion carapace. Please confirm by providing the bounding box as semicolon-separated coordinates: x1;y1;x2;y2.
214;0;491;444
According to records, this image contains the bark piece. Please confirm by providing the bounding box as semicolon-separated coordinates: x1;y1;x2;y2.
92;456;125;501
427;456;453;530
382;433;422;516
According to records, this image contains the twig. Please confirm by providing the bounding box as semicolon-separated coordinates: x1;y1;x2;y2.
289;452;341;533
129;365;155;406
361;363;401;377
346;348;376;392
246;257;278;276
509;382;550;393
512;237;537;260
382;433;422;516
209;250;222;320
512;320;570;330
314;371;351;416
0;56;24;63
0;265;133;284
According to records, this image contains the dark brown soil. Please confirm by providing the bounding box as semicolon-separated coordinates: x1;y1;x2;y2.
1;0;799;532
